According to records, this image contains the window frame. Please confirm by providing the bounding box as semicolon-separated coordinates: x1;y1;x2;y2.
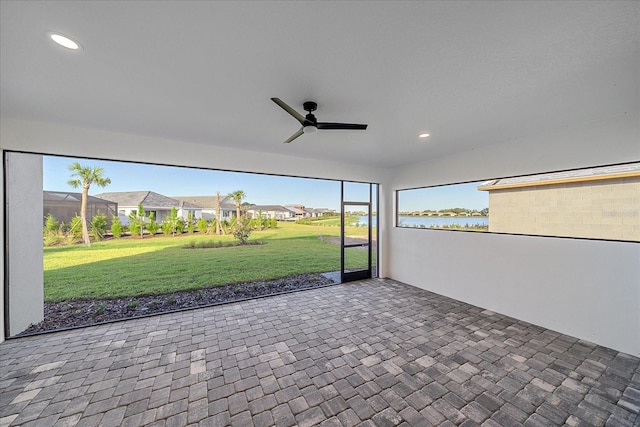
395;161;640;243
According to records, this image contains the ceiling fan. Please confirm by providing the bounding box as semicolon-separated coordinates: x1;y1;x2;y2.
271;98;368;144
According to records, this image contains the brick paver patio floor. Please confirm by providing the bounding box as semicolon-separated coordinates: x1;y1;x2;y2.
1;279;639;426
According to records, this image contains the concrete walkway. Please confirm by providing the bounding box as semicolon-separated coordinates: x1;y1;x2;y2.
1;279;638;426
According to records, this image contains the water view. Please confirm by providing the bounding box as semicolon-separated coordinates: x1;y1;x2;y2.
355;215;487;229
397;216;488;229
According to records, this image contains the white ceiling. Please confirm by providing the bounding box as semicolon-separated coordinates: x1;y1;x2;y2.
1;1;638;169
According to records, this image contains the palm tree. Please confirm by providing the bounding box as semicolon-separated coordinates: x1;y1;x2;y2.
67;162;111;246
215;192;223;235
228;190;246;221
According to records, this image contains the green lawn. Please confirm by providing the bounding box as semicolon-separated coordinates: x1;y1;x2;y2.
43;222;372;302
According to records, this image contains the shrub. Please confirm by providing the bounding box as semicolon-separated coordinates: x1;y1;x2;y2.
111;216;123;238
43;214;65;246
147;212;159;236
44;213;59;234
197;218;208;234
161;221;173;236
69;215;83;239
233;217;252;244
129;220;142;237
91;213;107;240
175;218;186;234
43;232;64;247
128;204;146;238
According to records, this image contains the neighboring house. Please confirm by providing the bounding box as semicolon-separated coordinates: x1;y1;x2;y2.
43;191;117;226
95;191;201;223
284;205;309;219
172;196;236;221
246;205;295;221
477;162;640;241
305;208;336;218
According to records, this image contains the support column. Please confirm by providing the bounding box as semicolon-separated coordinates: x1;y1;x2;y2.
6;152;44;336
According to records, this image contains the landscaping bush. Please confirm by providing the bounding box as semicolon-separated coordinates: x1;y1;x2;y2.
43;232;64;247
233;217;252;244
175;218;186;234
197;217;208;234
110;216;123;238
69;215;83;239
128;204;147;238
43;214;64;246
91;213;107;240
161;221;173;236
44;213;59;234
128;220;142;237
147;212;159;236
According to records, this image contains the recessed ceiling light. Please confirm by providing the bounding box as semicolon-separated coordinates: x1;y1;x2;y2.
419;133;430;138
49;32;82;50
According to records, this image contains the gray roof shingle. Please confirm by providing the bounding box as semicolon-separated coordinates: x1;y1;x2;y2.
95;191;200;209
172;195;236;209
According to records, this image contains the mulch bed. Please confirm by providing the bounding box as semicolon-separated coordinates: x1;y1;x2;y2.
18;273;335;336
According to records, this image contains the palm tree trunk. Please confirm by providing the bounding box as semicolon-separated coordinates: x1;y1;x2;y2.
215;192;222;235
81;184;91;246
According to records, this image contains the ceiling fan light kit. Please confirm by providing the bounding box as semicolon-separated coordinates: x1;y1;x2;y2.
271;98;367;144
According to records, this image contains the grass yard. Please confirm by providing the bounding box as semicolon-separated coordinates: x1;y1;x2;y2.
44;221;373;302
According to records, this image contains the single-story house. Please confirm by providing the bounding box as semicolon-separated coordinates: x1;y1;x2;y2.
172;196;236;221
305;208;336;217
284;205;308;219
95;191;201;224
245;205;295;221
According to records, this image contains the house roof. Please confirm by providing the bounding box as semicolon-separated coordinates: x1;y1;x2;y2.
44;191;116;205
246;205;291;213
478;162;640;191
95;191;200;209
284;205;306;214
172;196;235;209
305;208;335;214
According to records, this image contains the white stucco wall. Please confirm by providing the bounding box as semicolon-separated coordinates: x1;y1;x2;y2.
0;155;3;343
5;152;44;336
384;114;640;356
0;118;386;184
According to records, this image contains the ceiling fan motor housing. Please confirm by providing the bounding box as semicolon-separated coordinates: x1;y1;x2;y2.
303;101;317;112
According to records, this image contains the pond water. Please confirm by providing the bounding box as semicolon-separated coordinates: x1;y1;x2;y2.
395;215;488;228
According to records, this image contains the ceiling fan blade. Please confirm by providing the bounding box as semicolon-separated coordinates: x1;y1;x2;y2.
283;128;304;144
271;98;305;125
317;122;368;130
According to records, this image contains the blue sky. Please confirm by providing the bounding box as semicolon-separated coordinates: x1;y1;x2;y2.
398;182;489;212
44;156;487;212
44;156;347;210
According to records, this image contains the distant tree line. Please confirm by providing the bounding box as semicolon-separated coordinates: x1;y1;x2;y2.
399;207;489;217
